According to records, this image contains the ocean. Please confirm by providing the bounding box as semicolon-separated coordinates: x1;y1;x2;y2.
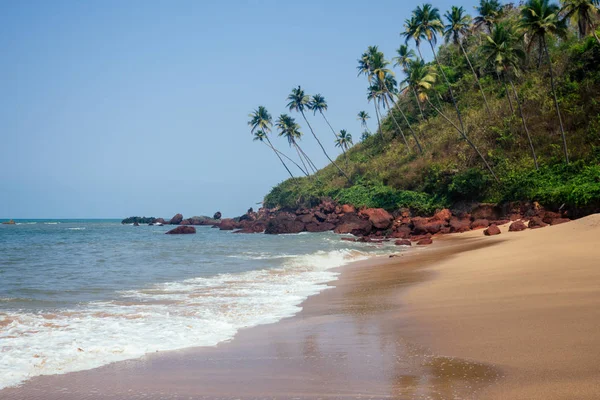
0;219;395;389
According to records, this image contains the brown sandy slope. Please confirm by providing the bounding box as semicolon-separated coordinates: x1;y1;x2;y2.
400;214;600;399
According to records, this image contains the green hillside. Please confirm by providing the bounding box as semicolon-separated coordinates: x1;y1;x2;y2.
252;1;600;216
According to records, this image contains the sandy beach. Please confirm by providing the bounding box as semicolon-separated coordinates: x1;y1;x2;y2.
2;215;599;399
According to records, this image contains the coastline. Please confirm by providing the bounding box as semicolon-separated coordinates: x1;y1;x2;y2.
2;215;599;398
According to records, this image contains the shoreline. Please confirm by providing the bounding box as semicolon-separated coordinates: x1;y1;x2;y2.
2;216;599;398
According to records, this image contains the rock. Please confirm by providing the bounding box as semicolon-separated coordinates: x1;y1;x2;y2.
341;204;356;214
528;217;548;229
508;220;527;232
550;218;570;225
305;222;335;233
432;208;452;222
295;208;310;215
314;211;327;222
333;213;373;236
484;224;501;236
165;226;196;234
471;203;502;221
133;222;140;226
188;216;218;226
219;219;238;231
390;225;412;239
341;237;357;242
265;214;305;234
449;217;471;233
471;219;490;230
320;199;336;214
410;234;432;242
412;217;443;235
541;211;561;224
169;214;184;225
416;238;433;245
360;208;393;230
1;219;15;225
180;219;191;225
155;218;167;225
213;211;222;220
395;239;412;246
297;214;315;224
249;221;267;233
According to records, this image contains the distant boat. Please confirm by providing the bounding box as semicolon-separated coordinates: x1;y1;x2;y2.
2;219;15;225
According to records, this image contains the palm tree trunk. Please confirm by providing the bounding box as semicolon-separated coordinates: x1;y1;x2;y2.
411;86;425;119
388;108;411;153
459;41;491;116
269;144;308;176
542;36;569;164
496;71;514;114
300;110;350;181
321;111;347;161
293;142;311;175
394;98;423;154
426;97;498;182
263;136;296;178
509;79;538;170
416;43;424;60
373;99;383;139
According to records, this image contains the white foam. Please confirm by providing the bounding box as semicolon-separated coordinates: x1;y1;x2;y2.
0;249;369;390
66;227;85;231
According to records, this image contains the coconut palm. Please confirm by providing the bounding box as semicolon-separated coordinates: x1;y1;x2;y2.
253;130;308;176
276;113;318;174
521;0;570;163
358;46;387;139
309;94;347;159
376;73;412;151
357;111;371;132
336;129;353;167
360;131;371;141
444;5;492;115
287;86;350;180
248;106;296;178
481;22;539;169
474;0;504;33
402;16;426;59
560;0;600;43
394;44;425;118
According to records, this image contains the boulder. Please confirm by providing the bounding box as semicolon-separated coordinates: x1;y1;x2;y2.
432;208;452;222
249;221;267;233
297;214;315;224
265;214;305;234
471;219;490;230
320;199;336;214
360;208;393;230
416;238;433;245
133;222;140;226
528;217;548;229
334;213;373;236
412;217;444;235
484;224;501;236
542;211;561;225
165;226;196;234
508;220;527;232
341;204;356;214
449;217;471;233
305;222;335;233
471;203;502;221
411;234;432;242
390;225;412;239
395;239;412;246
188;216;218;226
213;211;222;220
180;219;191;225
314;211;327;222
219;219;238;231
169;213;184;225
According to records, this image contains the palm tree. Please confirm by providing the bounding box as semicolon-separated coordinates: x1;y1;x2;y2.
253;130;308;176
248;106;295;178
402;16;426;59
444;5;492;115
474;0;504;33
360;131;371;141
560;0;600;44
394;44;425;118
309;94;348;160
522;0;570;163
287;86;350;180
481;22;539;169
358;46;387;140
335;129;353;166
276;113;317;174
376;73;412;151
357;111;371;132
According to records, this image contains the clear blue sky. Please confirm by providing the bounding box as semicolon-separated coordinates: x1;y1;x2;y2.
0;0;480;219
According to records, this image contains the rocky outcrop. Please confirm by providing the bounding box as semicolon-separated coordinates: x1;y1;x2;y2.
305;222;336;232
341;204;356;214
395;239;411;246
334;213;373;236
360;208;393;229
165;226;196;234
528;217;548;229
169;214;184;225
509;220;527;232
265;214;305;234
219;219;238;231
213;211;222;220
484;224;501;236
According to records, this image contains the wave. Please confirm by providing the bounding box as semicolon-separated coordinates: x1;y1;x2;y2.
66;227;85;231
0;249;370;390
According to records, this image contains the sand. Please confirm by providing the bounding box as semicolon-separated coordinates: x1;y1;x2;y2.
2;215;599;399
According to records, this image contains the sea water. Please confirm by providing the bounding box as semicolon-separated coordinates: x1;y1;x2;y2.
0;220;395;389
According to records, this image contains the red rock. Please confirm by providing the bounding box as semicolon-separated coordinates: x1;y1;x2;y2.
305;222;335;232
169;213;183;225
314;211;327;222
165;226;196;234
542;212;562;225
449;217;471;233
320;200;336;214
180;219;191;225
432;208;452;222
334;213;373;236
297;214;315;224
438;227;451;235
471;219;490;230
360;208;393;230
219;219;238;231
395;239;411;246
341;204;356;214
508;220;527;232
155;218;167;225
528;217;548;229
410;234;432;242
413;218;444;235
471;203;502;221
484;224;501;236
416;238;433;245
390;225;411;239
265;214;305;234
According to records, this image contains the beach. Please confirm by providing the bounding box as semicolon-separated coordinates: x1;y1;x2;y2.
2;215;599;399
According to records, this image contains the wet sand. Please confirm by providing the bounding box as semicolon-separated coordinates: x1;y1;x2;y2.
2;215;599;399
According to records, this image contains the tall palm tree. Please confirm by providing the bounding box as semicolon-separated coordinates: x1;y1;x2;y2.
287;86;350;180
402;16;426;59
522;0;570;163
309;94;347;159
276;114;317;175
248;106;295;178
474;0;504;33
357;111;371;132
394;44;425;118
358;46;388;140
335;129;353;166
444;5;492;115
560;0;600;44
376;73;412;151
481;22;539;170
253;130;308;176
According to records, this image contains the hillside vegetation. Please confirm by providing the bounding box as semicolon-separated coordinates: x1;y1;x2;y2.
253;1;600;216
